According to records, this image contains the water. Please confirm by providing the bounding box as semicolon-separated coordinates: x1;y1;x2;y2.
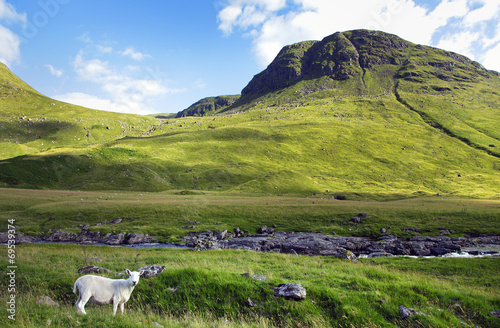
28;241;189;249
357;245;500;259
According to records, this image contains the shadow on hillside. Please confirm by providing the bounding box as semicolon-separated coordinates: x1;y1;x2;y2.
0;120;76;143
119;126;289;143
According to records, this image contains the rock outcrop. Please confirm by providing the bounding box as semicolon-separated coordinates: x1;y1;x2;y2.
240;29;493;98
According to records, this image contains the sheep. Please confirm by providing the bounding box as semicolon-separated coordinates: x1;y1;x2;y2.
73;268;144;315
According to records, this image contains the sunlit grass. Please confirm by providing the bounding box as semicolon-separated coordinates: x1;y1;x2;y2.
0;244;498;327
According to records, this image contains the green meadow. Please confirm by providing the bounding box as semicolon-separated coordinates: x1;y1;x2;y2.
0;244;499;327
1;188;499;242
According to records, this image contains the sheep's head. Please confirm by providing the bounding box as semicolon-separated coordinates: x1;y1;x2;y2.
126;269;144;287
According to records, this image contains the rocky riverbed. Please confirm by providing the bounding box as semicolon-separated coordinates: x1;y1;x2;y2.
178;228;500;259
2;224;499;260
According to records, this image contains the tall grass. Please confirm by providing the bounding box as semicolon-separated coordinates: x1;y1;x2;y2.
0;244;498;327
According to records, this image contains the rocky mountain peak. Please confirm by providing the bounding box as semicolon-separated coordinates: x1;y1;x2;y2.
241;29;493;98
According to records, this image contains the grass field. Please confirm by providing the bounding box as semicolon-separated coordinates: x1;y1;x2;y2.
0;244;499;327
1;188;499;242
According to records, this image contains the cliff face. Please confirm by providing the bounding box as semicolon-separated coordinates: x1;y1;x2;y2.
241;30;494;97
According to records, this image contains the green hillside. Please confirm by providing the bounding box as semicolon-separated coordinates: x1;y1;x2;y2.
0;30;499;198
0;62;159;160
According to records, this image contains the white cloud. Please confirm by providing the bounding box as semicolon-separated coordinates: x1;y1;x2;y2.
0;0;26;66
463;0;500;25
45;64;63;77
482;42;500;72
62;50;184;114
120;47;151;61
217;0;500;70
0;0;26;25
436;31;480;59
54;92;133;113
0;24;20;66
96;45;113;54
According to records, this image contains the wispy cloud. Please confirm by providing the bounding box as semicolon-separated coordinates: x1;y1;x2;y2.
0;0;26;66
0;0;26;24
55;49;184;114
120;47;151;61
217;0;500;71
45;64;63;77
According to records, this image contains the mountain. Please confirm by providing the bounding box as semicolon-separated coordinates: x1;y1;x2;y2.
240;30;495;97
0;30;499;197
175;95;239;117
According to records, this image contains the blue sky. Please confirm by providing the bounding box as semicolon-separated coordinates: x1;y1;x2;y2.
1;0;499;115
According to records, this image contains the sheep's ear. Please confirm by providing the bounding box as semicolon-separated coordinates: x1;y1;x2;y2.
126;269;131;275
139;270;145;276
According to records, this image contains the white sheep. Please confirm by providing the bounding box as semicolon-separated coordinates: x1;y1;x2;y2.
73;269;144;315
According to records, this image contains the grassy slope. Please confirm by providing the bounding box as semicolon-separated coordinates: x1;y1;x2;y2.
0;63;159;160
1;37;500;198
0;244;498;328
1;87;499;196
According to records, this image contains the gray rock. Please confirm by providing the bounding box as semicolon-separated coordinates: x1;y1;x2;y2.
126;232;154;244
252;274;268;281
37;296;59;307
490;310;500;318
76;230;101;242
350;217;361;224
216;230;228;240
273;284;306;301
137;265;166;279
338;249;358;261
399;305;425;319
246;297;257;307
0;232;38;244
78;265;110;274
105;232;126;245
44;230;77;242
430;247;451;256
258;226;268;234
16;233;40;244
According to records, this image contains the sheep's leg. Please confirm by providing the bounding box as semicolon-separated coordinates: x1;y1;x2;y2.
77;293;91;315
112;298;119;316
119;302;125;315
75;294;82;314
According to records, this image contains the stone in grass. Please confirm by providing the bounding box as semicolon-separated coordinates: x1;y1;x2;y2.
252;274;268;281
338;249;358;262
246;297;257;307
490;310;500;318
78;265;110;274
273;284;306;301
399;305;426;319
137;265;166;279
37;296;59;307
